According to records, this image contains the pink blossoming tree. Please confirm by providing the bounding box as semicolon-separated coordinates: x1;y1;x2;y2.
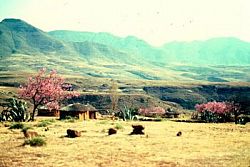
195;101;238;122
138;107;165;117
19;68;79;121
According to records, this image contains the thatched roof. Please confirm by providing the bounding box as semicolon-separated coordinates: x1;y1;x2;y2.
61;103;97;112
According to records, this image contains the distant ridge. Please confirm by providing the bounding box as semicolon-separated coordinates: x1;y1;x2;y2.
161;37;250;65
1;18;250;65
0;19;138;65
0;18;250;82
48;30;163;62
49;30;250;65
0;18;69;56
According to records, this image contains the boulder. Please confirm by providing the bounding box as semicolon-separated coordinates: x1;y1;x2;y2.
108;128;117;135
67;129;81;138
130;125;145;135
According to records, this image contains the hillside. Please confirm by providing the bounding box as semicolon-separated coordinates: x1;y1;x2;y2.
161;38;250;65
0;18;250;83
48;30;164;62
0;18;250;111
0;18;72;56
0;19;138;65
49;30;250;66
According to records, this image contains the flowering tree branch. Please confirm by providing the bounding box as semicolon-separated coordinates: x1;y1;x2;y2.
19;68;79;121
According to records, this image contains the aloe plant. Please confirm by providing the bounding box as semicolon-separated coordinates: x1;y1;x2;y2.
0;98;29;122
116;105;138;121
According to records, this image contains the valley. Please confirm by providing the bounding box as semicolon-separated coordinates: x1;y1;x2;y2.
0;18;250;112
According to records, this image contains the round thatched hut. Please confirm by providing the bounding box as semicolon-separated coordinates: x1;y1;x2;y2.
37;106;60;117
60;103;97;120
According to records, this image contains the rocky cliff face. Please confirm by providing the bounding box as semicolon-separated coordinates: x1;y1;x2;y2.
143;85;250;110
63;93;178;114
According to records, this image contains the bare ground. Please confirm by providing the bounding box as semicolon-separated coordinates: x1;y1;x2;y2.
0;118;250;167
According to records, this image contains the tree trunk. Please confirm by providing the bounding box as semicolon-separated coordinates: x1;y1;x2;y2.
30;105;38;121
234;110;240;124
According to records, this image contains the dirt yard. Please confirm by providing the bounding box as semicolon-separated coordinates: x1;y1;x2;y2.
0;118;249;167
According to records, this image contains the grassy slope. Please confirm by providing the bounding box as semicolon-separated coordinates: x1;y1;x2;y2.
161;37;250;65
50;30;250;66
0;119;249;167
1;19;250;82
1;53;250;83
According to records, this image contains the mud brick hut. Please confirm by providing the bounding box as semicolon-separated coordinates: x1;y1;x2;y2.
165;111;180;118
37;106;60;117
60;103;97;120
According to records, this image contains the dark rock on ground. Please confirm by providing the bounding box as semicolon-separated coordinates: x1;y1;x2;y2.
67;129;81;138
108;128;117;135
176;131;182;136
130;125;145;135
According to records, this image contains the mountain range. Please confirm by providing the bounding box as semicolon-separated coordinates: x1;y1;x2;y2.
0;18;250;82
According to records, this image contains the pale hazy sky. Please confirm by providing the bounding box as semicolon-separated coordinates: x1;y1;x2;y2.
0;0;249;46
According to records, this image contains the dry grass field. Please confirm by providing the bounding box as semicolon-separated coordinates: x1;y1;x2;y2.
0;118;250;167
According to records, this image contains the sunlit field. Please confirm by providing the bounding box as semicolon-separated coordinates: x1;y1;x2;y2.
0;118;249;167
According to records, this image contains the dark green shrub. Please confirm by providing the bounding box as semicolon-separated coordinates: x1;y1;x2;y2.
24;137;46;146
9;122;25;129
21;126;32;132
62;116;77;123
37;121;50;127
37;119;55;127
236;115;250;125
64;116;75;119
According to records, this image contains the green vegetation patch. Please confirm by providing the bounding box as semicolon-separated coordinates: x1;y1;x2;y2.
37;119;55;127
114;123;124;130
9;122;25;129
24;137;46;147
61;116;77;123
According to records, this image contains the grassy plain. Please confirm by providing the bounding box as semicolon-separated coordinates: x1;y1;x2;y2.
0;118;249;167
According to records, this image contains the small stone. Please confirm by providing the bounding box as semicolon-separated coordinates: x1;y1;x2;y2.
67;129;81;138
176;131;182;136
108;128;117;135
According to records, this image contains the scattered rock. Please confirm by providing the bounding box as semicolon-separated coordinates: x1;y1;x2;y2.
108;128;117;135
4;123;10;127
176;131;182;136
66;129;81;138
45;127;49;131
130;125;145;135
22;129;39;138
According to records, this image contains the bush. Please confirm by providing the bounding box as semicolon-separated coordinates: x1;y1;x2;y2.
195;102;235;123
37;119;55;127
24;137;46;147
21;126;32;132
236;115;250;125
62;116;77;123
114;123;124;130
138;107;165;117
9;122;25;129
